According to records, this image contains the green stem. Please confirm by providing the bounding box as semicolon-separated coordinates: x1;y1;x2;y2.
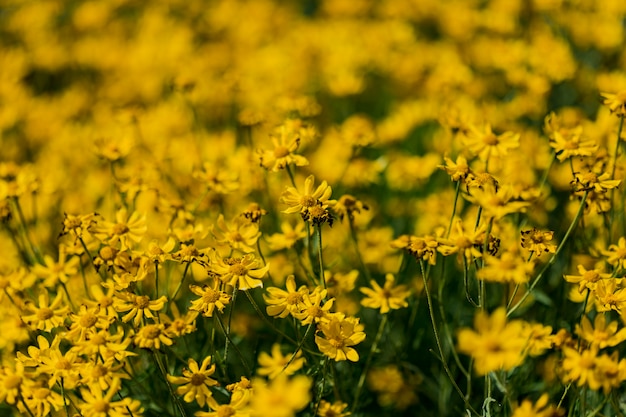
60;378;70;417
447;181;462;238
348;219;371;283
315;224;326;290
281;322;313;374
225;287;238;363
215;311;252;375
420;260;479;416
507;191;589;317
171;262;191;302
351;314;388;413
152;350;188;417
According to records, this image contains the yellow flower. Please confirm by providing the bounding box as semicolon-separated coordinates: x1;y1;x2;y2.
281;175;334;215
594;279;626;313
64;305;113;343
360;273;410;314
193;162;239;194
133;323;173;350
457;308;527;375
601;90;626;117
520;228;556;255
316;400;351;417
167;356;218;407
333;194;368;222
189;280;231;317
265;221;308;251
292;288;334;325
464;184;530;220
439;154;471;182
576;314;626;349
477;252;534;284
571;170;621;193
60;212;97;241
0;362;27;405
258;123;309;172
92;207;147;250
315;313;366;362
602;237;626;269
256;343;305;379
21;291;70;332
31;246;80;288
391;234;440;265
113;291;168;326
248;375;312;417
564;264;610;294
462;123;519;162
544;112;597;161
19;380;64;417
263;275;308;318
212;214;261;253
79;378;144;417
511;394;561;417
212;254;270;290
560;346;600;390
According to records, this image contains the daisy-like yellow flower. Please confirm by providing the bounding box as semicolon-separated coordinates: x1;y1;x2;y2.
316;400;351;417
134;323;172;350
594;279;626;313
144;237;176;264
602;237;626;269
520;228;556;255
64;305;113;343
439;154;471;182
79;378;144;417
576;314;626;349
477;252;534;284
292;288;334;325
333;194;368;222
212;254;270;290
19;380;64;417
462;123;520;162
258;123;309;172
560;346;600;390
315;313;366;362
60;212;97;241
248;375;312;417
564;264;610;294
511;394;562;417
457;307;528;375
21;291;70;332
601;90;626;117
464;184;530;220
437;219;485;262
0;362;27;405
31;246;80;288
92;207;147;250
113;291;168;326
544;112;597;161
193;162;239;195
257;343;305;379
571;170;621;193
212;214;261;253
263;275;308;318
167;356;218;407
360;273;411;314
281;175;334;216
391;234;440;265
189;280;231;317
265;221;308;251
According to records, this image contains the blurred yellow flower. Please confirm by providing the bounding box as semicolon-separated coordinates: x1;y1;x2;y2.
360;273;410;314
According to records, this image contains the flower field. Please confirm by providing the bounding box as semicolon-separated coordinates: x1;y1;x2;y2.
2;0;626;416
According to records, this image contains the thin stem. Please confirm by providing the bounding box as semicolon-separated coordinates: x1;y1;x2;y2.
507;191;589;317
215;311;252;375
447;181;462;238
348;219;371;283
224;288;238;363
420;260;479;416
19;395;36;417
351;314;388;413
171;262;191;302
61;282;76;311
152;350;188;417
155;261;160;299
243;290;298;346
281;322;313;374
315;224;326;290
60;378;70;417
609;116;624;243
10;197;42;264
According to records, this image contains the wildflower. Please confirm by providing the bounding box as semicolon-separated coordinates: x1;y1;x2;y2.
265;221;307;251
391;234;439;265
36;345;82;389
263;275;308;318
196;394;249;417
324;270;358;296
0;362;27;405
92;207;147;250
340;114;376;147
71;328;135;362
212;254;270;290
60;212;97;241
64;305;113;342
167;356;218;407
511;394;562;417
240;202;267;224
462;123;519;162
31;246;80;288
544;112;597;161
367;365;419;410
594;352;626;393
317;400;351;417
594;279;626;313
257;343;305;379
293;288;334;325
602;237;626;269
133;323;173;350
162;303;198;338
560;346;600;390
189;280;231;317
20;381;64;417
439;154;470;182
524;323;554;357
520;228;556;255
84;283;117;319
571;170;620;193
333;194;368;222
576;314;626;349
258;124;309;172
113;291;168;326
212;214;261;253
79;378;144;417
563;264;610;293
457;308;527;375
281;175;334;217
315;313;366;362
464;184;530;220
172;243;208;265
248;375;311;417
477;252;534;284
193;162;239;194
21;291;70;331
437;219;485;262
601;90;626;117
144;237;176;264
360;273;411;314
